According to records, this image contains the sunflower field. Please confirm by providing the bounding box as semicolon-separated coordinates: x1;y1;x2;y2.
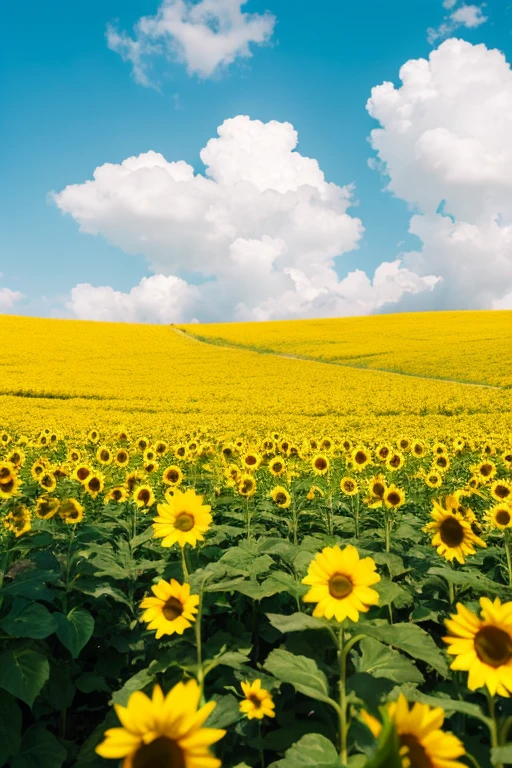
1;313;512;768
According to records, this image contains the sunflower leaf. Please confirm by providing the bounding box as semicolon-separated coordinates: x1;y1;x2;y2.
264;649;340;712
356;638;424;684
267;612;332;634
357;622;449;677
428;567;508;597
268;733;341;768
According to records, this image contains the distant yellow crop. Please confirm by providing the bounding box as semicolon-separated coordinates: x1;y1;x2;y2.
0;312;511;439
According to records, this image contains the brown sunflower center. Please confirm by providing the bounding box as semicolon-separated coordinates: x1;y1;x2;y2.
372;482;385;498
275;492;287;505
88;477;101;492
162;597;184;622
387;491;401;506
399;733;433;768
389;455;400;468
474;626;512;668
480;463;493;477
496;509;512;527
495;485;510;499
355;451;367;465
167;469;180;483
245;455;257;465
436;457;447;467
0;467;11;479
174;512;195;532
439;516;465;547
248;694;262;709
77;467;90;480
343;480;355;492
117;451;127;463
315;458;327;470
328;573;353;600
138;489;151;504
100;450;109;461
272;462;283;473
132;736;185;768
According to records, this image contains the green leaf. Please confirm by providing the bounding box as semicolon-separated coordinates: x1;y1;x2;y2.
267;612;332;634
0;692;22;768
357;638;424;684
428;567;508;597
204;694;241;728
1;599;57;639
264;649;339;712
1;569;58;602
74;581;133;607
364;714;402;768
374;579;412;609
261;573;308;600
10;726;66;768
75;672;110;694
111;667;155;706
0;649;50;707
400;687;491;726
358;623;449;677
491;746;512;765
269;733;340;768
54;607;94;658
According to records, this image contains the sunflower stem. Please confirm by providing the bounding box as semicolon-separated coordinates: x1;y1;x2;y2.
488;693;503;768
258;720;265;768
338;626;348;764
246;498;252;541
353;496;360;540
384;515;391;553
504;532;512;587
195;585;205;706
181;545;189;582
448;578;455;606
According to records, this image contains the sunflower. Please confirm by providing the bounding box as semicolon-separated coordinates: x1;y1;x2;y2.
242;452;262;471
38;471;57;493
491;480;512;503
361;693;465;768
106;486;129;503
35;496;60;520
486;503;512;530
501;450;512;470
475;460;497;482
116;429;130;443
425;472;443;489
397;437;411;452
153;488;212;548
87;429;100;444
134;484;155;509
320;437;334;452
302;544;380;622
376;444;391;461
386;452;404;472
143;448;157;463
6;449;24;468
125;471;145;493
312;454;329;476
444;598;512;696
96;445;112;465
364;476;387;508
432;442;448;456
136;437;149;452
411;441;426;458
269;457;286;477
139;579;199;638
271;486;291;509
239;680;275;720
67;447;81;463
59;498;84;524
3;506;31;537
238;473;256;498
340;477;358;496
162;465;183;486
115;449;130;468
0;471;20;499
352;447;371;471
154;441;168;457
307;485;325;500
423;502;486;564
73;464;92;483
384;484;405;510
175;443;188;459
433;454;450;473
0;431;11;445
95;679;225;767
85;473;104;498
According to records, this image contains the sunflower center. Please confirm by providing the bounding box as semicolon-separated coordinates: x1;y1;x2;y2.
399;733;433;768
373;482;385;498
138;490;151;504
246;456;257;465
387;492;400;506
439;516;465;547
132;736;185;768
275;492;287;504
328;573;353;600
248;694;262;708
89;478;101;492
315;458;327;470
167;470;180;483
174;512;195;532
496;485;510;499
481;464;493;477
496;509;512;527
273;462;283;473
389;455;400;467
344;480;355;492
475;626;512;668
355;451;367;465
162;597;184;622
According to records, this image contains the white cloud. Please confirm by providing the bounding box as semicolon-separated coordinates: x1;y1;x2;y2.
53;115;438;323
68;274;200;323
107;0;276;84
427;4;487;44
0;276;24;312
367;38;512;311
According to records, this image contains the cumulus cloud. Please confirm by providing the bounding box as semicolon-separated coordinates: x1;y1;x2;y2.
427;3;487;44
0;277;24;312
53;115;438;323
107;0;276;84
367;38;512;311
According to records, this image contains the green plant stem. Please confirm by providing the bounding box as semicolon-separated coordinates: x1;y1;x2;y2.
291;501;298;546
258;720;265;768
337;629;365;763
448;579;455;606
504;532;512;588
353;496;360;539
488;694;503;768
384;515;391;553
195;585;205;705
246;498;252;541
62;527;75;615
181;545;189;582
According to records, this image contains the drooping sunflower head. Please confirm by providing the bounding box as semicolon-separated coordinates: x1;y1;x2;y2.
340;477;358;496
38;471;57;493
239;679;276;721
95;680;225;767
486;503;512;531
139;579;199;639
412;441;426;458
6;449;24;468
125;470;145;493
136;437;149;452
312;454;329;476
361;693;466;768
35;496;60;520
153;488;212;548
87;429;100;444
59;498;84;524
271;486;291;509
444;597;512;696
423;502;486;564
302;544;380;623
3;505;31;537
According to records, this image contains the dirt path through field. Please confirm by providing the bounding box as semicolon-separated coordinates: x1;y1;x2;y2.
171;326;504;390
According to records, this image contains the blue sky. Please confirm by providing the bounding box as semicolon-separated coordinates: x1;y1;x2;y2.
2;0;512;321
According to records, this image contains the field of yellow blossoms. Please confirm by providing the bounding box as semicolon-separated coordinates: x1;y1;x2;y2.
1;311;512;768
